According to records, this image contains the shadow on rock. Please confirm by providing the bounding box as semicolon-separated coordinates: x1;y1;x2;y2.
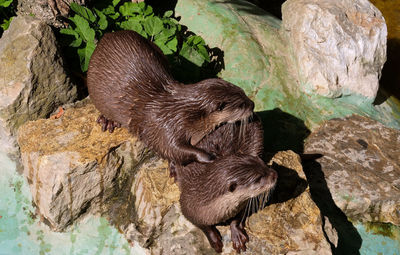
268;163;307;205
257;108;311;159
168;46;225;84
257;108;362;253
374;38;400;105
247;0;286;19
302;159;362;254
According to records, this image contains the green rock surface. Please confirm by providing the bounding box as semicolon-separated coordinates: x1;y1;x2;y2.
175;0;400;130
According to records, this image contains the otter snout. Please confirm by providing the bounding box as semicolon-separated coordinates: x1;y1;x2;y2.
252;167;278;193
265;168;278;187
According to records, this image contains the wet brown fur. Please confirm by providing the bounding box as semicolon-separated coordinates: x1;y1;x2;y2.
175;117;277;252
177;118;277;226
87;30;255;165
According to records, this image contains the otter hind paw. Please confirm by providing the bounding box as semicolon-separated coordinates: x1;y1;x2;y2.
96;115;121;133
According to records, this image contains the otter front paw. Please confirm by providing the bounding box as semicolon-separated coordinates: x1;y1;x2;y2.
96;115;121;133
202;226;223;253
231;222;249;253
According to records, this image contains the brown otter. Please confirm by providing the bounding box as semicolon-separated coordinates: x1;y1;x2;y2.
87;30;255;166
175;117;278;253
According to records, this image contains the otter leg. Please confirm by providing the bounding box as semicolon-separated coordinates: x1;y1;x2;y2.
96;115;121;133
199;225;223;253
168;161;178;182
230;216;249;253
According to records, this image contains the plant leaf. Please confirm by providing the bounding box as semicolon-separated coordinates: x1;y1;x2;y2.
94;8;108;30
197;45;210;63
143;16;163;37
60;28;83;47
143;5;153;16
154;27;175;42
78;41;96;72
166;37;178;52
192;35;204;45
119;2;141;17
163;10;173;18
101;5;116;16
112;0;120;7
70;15;95;43
179;42;205;67
0;17;12;31
70;3;96;23
119;19;143;34
156;43;173;55
0;0;13;8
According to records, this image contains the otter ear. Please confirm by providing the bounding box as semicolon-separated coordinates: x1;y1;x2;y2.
190;131;206;146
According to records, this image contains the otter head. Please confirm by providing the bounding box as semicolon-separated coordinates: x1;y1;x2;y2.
180;155;277;226
176;78;255;145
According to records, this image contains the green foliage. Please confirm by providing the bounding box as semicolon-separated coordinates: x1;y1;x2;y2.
60;1;210;73
0;0;16;36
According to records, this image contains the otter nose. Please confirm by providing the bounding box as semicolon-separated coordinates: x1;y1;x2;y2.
267;169;278;184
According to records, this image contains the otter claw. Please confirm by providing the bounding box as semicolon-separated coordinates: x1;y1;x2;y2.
96;115;121;133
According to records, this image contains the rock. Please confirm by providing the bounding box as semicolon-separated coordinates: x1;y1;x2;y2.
304;115;400;225
17;102;333;253
0;16;78;155
17;102;147;231
175;0;400;130
123;150;333;254
243;151;332;255
282;0;387;100
17;0;87;28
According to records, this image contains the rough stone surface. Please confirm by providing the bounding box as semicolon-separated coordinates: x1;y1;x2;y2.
17;103;146;231
17;102;333;253
17;0;87;28
282;0;387;100
0;16;78;155
122;150;333;254
244;151;332;255
305;115;400;225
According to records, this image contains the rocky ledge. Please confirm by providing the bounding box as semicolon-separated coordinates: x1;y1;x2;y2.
17;101;335;254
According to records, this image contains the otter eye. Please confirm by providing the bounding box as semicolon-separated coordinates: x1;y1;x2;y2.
218;102;226;111
228;183;237;192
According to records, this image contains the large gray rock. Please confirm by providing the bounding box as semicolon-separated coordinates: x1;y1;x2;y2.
282;0;387;100
304;115;400;225
0;16;78;155
17;0;87;28
17;103;149;231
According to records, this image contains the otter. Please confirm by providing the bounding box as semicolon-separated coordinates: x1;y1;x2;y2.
175;118;278;253
87;30;254;166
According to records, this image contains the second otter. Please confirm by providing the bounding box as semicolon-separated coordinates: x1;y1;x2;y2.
175;117;278;253
87;31;255;166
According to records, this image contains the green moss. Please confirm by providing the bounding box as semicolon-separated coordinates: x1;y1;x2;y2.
364;222;400;241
